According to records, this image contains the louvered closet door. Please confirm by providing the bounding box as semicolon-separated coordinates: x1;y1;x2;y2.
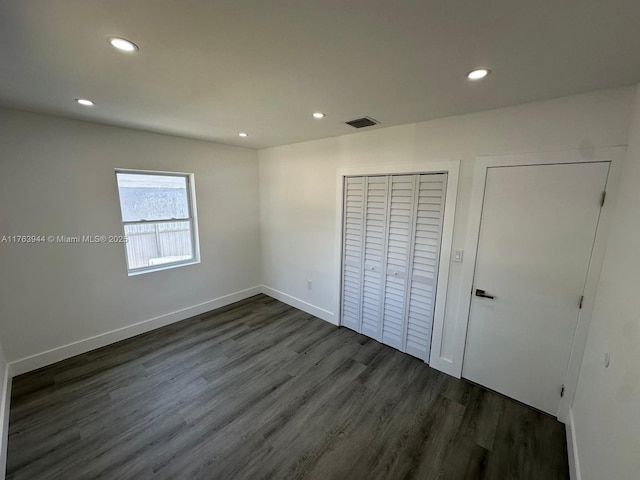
340;172;447;362
341;177;365;331
381;175;416;349
404;174;447;361
360;176;389;340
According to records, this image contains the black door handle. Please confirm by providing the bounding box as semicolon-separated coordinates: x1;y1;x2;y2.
475;289;495;299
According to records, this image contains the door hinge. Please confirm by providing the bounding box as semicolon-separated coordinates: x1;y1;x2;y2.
561;385;565;397
579;295;584;309
601;191;607;207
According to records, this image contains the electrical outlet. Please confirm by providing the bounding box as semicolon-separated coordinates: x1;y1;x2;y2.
307;279;312;290
453;249;464;262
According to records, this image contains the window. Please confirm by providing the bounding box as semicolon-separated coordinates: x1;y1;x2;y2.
115;170;199;275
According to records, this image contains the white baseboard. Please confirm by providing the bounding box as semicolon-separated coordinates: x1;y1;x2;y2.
8;286;262;377
566;408;581;480
0;364;10;480
260;285;336;325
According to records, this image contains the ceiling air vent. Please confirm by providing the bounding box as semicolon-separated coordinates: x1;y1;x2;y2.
345;116;379;128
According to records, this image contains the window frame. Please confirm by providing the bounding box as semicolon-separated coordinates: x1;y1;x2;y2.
115;168;201;276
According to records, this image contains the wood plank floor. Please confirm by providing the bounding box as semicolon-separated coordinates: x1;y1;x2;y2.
7;294;569;480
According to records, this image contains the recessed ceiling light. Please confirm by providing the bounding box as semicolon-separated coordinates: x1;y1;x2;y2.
108;37;139;53
312;112;325;119
467;69;491;80
75;98;95;107
238;132;248;137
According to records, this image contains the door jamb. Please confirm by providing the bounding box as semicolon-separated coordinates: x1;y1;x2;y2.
455;147;625;421
334;160;460;371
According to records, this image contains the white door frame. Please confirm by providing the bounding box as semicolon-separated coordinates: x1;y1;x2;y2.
456;147;625;421
334;160;460;369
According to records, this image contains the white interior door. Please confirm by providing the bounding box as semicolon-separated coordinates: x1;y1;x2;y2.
463;162;609;415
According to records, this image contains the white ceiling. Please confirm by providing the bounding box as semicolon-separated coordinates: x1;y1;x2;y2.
1;0;640;149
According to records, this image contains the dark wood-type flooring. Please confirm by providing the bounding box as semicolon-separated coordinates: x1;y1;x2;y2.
7;294;569;479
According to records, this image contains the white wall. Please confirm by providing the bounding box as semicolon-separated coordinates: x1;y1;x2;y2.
0;108;261;364
258;87;634;371
570;86;640;480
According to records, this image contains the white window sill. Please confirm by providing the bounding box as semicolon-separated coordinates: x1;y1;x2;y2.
127;259;200;276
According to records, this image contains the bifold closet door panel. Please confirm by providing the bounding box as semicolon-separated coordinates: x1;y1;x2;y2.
341;177;365;331
381;175;416;350
404;173;447;361
360;176;389;340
